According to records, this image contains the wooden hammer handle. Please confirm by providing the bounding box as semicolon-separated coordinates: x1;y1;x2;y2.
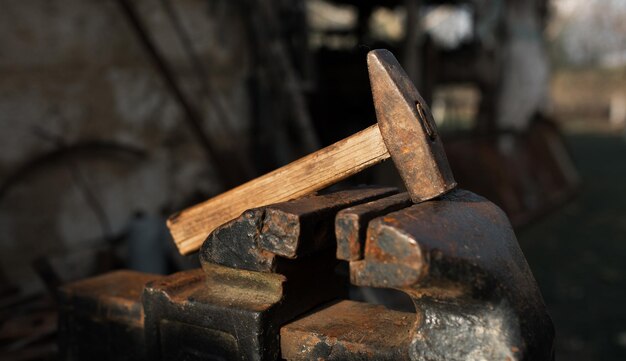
168;124;389;255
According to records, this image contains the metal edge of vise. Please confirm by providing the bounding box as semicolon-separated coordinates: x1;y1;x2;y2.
57;186;554;360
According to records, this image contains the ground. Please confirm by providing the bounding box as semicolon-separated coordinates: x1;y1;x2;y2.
519;129;626;360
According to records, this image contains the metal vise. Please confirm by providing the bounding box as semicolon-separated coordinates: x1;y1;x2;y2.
282;188;554;360
58;186;553;360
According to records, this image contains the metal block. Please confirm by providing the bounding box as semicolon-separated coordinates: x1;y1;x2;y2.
281;300;414;360
200;186;397;272
335;192;411;261
257;187;397;258
58;270;160;361
143;252;345;361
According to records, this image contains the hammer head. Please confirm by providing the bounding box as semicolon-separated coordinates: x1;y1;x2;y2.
368;49;456;202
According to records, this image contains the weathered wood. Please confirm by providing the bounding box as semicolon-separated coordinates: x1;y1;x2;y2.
335;192;412;261
168;124;390;255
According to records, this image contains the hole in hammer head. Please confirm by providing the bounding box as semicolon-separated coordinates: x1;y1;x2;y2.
416;102;437;141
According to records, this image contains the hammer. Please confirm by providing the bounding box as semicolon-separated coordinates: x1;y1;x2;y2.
168;49;456;255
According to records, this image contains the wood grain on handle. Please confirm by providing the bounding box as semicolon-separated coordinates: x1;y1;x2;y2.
168;124;390;255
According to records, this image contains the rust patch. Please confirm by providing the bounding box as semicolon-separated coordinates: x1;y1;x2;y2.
281;300;414;360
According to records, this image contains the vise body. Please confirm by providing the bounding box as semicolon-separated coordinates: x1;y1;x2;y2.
58;186;553;360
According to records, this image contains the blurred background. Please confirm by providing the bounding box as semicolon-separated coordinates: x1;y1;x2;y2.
0;0;624;359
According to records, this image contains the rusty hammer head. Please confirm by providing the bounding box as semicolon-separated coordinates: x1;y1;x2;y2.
368;49;456;202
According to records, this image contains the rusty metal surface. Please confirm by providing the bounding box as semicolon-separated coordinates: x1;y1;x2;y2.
143;268;280;360
143;254;345;361
349;189;554;360
368;49;456;202
258;187;397;258
58;188;553;360
335;192;411;261
58;270;157;325
58;270;161;361
281;300;414;360
200;186;397;272
200;206;278;273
